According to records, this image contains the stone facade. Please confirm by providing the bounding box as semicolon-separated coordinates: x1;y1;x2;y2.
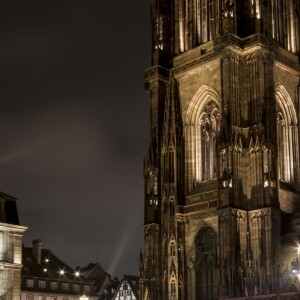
140;1;300;300
0;192;27;300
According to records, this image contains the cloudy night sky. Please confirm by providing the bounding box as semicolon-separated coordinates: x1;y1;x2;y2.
0;0;152;277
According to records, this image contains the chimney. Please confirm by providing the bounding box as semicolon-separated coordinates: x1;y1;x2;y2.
32;239;42;264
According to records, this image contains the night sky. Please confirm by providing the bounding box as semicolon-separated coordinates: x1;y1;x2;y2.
0;0;152;278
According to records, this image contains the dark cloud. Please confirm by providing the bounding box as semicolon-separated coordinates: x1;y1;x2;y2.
0;0;151;277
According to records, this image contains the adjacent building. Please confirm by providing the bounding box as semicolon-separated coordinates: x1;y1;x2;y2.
21;240;98;300
80;263;112;297
0;191;27;300
140;1;300;299
99;277;120;300
111;275;139;300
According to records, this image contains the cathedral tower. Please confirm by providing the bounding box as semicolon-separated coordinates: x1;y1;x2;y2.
140;1;300;299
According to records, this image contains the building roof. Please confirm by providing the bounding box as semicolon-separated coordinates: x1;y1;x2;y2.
23;247;80;280
80;262;111;294
22;245;96;297
99;277;120;300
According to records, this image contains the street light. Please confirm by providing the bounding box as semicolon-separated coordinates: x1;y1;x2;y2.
80;295;89;300
291;246;300;278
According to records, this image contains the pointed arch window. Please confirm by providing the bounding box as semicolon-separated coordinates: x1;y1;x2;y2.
199;102;221;181
185;85;222;191
276;86;299;184
276;111;286;181
170;243;176;256
170;281;176;296
0;232;4;261
146;168;158;196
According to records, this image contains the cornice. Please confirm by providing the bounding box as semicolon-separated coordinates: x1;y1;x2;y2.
0;222;27;232
169;33;300;77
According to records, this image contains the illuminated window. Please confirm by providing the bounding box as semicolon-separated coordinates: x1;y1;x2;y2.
38;295;45;300
83;285;90;293
62;283;69;290
73;284;79;292
51;282;58;290
26;294;34;300
50;297;57;300
27;279;34;288
38;281;46;289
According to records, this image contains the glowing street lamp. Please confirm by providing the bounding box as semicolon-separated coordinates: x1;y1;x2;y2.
80;295;88;300
291;246;300;278
75;271;80;277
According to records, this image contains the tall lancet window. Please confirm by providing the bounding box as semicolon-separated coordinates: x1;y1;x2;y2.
199;0;215;43
276;112;286;181
276;85;299;184
0;232;3;261
199;103;221;181
185;85;222;191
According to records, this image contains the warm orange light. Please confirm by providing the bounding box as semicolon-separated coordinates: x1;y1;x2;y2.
80;295;88;300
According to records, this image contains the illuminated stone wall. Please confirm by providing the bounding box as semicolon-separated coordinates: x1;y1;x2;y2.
141;1;300;299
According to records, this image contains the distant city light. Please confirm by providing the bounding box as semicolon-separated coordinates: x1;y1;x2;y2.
59;269;65;275
45;258;49;263
43;268;47;272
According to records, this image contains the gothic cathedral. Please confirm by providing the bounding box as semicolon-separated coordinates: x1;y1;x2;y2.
140;1;300;299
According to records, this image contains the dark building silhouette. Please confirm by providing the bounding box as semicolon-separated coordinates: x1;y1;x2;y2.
140;1;300;299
